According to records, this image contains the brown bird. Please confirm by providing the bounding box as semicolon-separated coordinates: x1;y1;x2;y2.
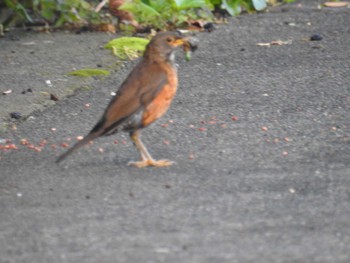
56;31;196;167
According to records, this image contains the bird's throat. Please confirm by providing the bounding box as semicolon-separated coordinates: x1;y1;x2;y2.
167;51;176;64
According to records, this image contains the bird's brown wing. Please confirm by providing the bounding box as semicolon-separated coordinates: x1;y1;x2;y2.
56;60;168;164
91;60;168;135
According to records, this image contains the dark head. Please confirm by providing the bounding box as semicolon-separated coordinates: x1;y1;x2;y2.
144;31;196;62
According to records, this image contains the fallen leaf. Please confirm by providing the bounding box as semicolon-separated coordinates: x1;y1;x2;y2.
186;20;206;31
21;41;36;45
2;89;12;95
39;139;48;147
105;37;149;60
68;68;110;77
323;2;349;7
94;23;116;33
257;40;292;47
20;139;29;145
61;142;69;148
34;147;42;152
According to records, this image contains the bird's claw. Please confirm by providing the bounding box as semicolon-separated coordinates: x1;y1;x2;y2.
128;159;175;168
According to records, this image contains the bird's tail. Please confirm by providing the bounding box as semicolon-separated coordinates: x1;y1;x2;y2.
56;132;99;163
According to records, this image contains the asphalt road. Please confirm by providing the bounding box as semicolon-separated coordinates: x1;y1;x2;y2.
1;1;350;262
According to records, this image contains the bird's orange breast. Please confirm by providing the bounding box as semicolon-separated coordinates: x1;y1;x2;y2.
141;66;178;127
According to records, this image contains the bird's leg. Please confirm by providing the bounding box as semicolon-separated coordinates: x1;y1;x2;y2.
128;130;174;168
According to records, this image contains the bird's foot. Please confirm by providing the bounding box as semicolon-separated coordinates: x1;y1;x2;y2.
128;159;175;168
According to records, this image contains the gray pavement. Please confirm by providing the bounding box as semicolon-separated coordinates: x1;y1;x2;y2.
1;1;350;262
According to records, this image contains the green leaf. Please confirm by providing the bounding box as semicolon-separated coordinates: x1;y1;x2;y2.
17;3;34;23
221;0;241;16
4;0;34;22
140;2;162;17
4;0;16;9
173;0;207;10
65;0;79;8
207;0;221;5
105;37;150;60
80;0;91;9
117;2;136;13
148;0;169;13
68;69;110;77
119;1;161;21
55;14;68;27
41;8;56;21
252;0;267;11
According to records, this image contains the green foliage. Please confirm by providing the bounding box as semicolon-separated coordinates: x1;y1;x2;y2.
2;0;270;31
105;37;150;60
68;68;110;77
119;0;209;29
120;0;268;28
220;0;242;16
119;1;162;27
173;0;207;10
3;0;33;23
2;0;102;27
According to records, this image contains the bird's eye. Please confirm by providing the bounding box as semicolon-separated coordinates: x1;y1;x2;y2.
166;37;172;43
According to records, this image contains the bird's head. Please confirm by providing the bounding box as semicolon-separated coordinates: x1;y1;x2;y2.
144;31;197;62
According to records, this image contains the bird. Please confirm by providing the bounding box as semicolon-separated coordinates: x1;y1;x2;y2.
56;31;196;168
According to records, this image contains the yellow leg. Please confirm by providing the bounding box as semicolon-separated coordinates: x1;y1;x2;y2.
128;130;174;168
